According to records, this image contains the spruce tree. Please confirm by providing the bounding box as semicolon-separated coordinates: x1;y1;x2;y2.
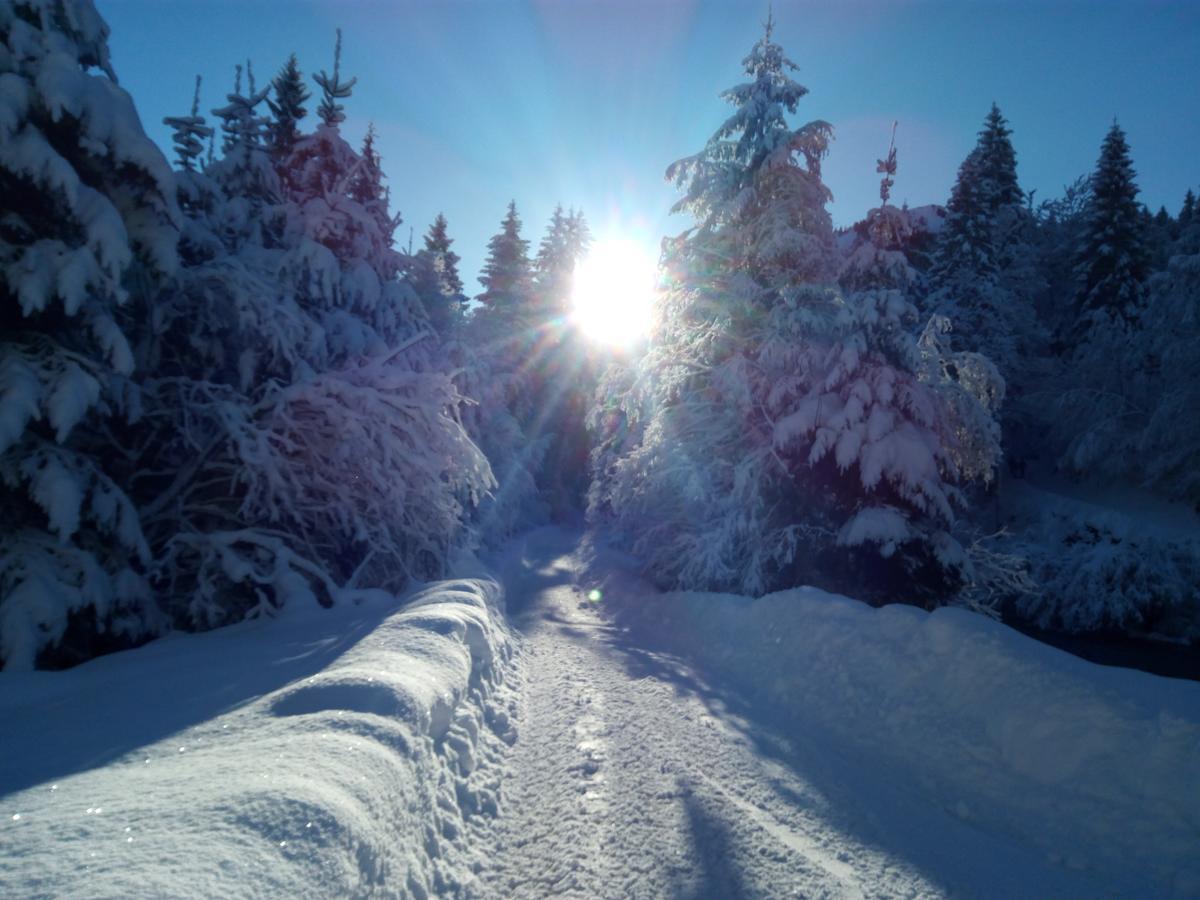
163;75;212;172
1180;189;1195;229
423;213;464;297
314;28;356;127
533;205;575;320
839;124;920;293
1074;122;1147;326
927;104;1044;423
591;15;1000;600
477;201;533;318
666;10;835;287
931;105;1024;287
0;0;178;669
413;214;466;332
976;103;1023;211
266;53;309;160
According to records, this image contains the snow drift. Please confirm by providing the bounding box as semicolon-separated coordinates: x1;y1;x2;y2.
0;575;516;898
590;548;1200;896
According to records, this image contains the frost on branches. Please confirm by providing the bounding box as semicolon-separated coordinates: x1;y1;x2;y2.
128;33;493;632
589;18;1001;602
0;0;179;669
0;20;494;666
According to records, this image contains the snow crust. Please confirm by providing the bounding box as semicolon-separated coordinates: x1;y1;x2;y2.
0;573;516;898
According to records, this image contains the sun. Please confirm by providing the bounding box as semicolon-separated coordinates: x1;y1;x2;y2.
570;238;658;347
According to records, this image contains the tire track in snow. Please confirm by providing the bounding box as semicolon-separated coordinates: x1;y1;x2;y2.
476;530;936;899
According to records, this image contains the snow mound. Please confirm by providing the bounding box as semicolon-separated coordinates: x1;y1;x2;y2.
595;558;1200;896
0;575;516;898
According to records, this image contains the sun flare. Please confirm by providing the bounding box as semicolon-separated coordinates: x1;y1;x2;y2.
570;238;657;347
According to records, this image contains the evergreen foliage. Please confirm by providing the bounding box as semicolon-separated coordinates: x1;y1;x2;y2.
163;75;212;172
1073;122;1148;327
413;213;466;333
477;201;533;319
423;213;464;297
590;18;1001;602
0;0;179;669
266;53;309;161
313;28;356;127
839;124;921;294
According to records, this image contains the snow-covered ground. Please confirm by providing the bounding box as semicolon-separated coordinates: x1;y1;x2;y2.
0;571;517;898
3;528;1198;898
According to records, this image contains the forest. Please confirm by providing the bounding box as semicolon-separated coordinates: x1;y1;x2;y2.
2;0;1197;673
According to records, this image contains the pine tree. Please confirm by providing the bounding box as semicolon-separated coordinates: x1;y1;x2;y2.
414;213;466;332
0;0;178;669
477;201;533;318
926;104;1044;427
350;123;399;240
839;123;920;293
565;208;592;263
591;15;1001;601
412;214;466;333
1180;189;1195;229
666;10;835;287
533;205;576;320
208;62;281;241
163;75;213;172
423;213;463;297
266;53;310;161
314;28;356;127
1074;122;1148;326
976;103;1023;211
931;148;997;281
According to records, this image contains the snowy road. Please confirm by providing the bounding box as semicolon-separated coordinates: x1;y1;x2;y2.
478;530;936;899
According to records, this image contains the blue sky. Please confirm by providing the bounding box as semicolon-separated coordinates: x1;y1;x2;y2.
100;0;1199;288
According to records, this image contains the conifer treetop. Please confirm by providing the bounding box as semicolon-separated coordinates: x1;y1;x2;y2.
1074;120;1147;324
665;13;834;282
314;28;357;126
478;201;533;310
267;53;310;158
163;74;212;170
423;213;464;297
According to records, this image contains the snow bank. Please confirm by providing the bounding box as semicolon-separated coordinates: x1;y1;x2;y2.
593;554;1200;896
0;575;516;898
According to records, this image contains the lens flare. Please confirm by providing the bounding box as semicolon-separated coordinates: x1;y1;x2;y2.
570;238;657;347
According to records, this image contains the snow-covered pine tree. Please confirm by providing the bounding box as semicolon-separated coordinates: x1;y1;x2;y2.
266;53;309;163
1073;122;1148;328
313;28;355;128
0;0;179;669
529;206;595;514
477;201;534;323
1136;242;1200;504
412;213;466;334
838;124;921;293
424;213;464;297
130;35;491;631
590;15;1001;602
665;11;835;288
163;75;212;172
1042;126;1152;488
532;205;574;321
459;201;567;535
208;61;281;248
1178;188;1195;231
925;105;1046;463
975;102;1023;211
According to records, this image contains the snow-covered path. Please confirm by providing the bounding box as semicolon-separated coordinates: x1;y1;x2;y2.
480;530;935;899
3;527;1194;897
476;529;1200;899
